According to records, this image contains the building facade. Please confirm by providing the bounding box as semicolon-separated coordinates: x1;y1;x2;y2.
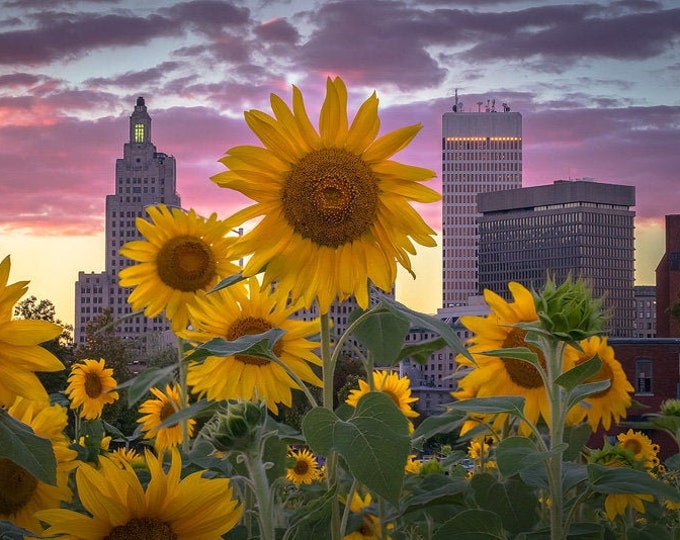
656;215;680;337
477;179;636;336
441;101;522;308
634;285;656;338
75;97;181;347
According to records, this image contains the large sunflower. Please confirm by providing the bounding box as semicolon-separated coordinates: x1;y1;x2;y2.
37;449;242;539
567;336;633;431
66;358;119;420
0;255;64;406
211;77;440;314
617;429;660;468
119;204;241;332
452;282;576;433
138;383;196;453
286;447;320;486
0;397;78;535
346;369;418;418
182;278;322;414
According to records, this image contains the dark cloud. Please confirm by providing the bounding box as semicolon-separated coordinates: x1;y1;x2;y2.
160;0;250;37
253;17;299;44
0;71;42;87
84;61;184;89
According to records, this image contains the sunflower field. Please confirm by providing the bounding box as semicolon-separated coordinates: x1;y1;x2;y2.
2;77;680;540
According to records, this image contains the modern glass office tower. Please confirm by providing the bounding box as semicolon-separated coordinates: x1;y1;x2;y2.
74;97;181;346
477;179;636;336
441;102;522;308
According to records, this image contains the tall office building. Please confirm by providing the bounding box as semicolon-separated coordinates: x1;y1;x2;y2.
477;179;636;336
74;97;181;346
441;98;522;308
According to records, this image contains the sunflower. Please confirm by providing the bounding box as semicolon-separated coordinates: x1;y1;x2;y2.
346;370;418;418
0;255;64;406
182;278;322;414
211;77;440;314
37;449;242;540
617;429;660;468
566;336;633;431
109;447;144;468
0;397;78;535
452;282;576;434
286;447;320;486
119;204;241;332
343;492;390;540
138;384;196;453
66;358;119;420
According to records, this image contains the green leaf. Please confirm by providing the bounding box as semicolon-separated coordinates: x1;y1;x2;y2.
397;337;448;365
117;364;177;407
495;436;541;478
411;408;466;450
481;347;539;368
157;399;217;429
401;473;470;511
208;271;248;293
351;309;410;366
447;396;525;416
471;474;540;535
184;328;285;363
587;463;680;501
433;508;507;540
375;293;472;361
0;408;56;486
302;392;411;505
564;380;611;412
563;423;593;462
555;354;601;392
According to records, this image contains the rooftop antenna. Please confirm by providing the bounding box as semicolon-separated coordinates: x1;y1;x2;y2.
452;88;459;112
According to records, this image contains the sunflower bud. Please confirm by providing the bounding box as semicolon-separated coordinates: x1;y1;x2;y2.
535;275;606;342
204;400;267;453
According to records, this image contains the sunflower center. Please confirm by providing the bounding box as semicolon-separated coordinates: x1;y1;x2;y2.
282;148;379;247
104;518;177;540
500;328;545;389
84;371;104;398
0;458;38;515
156;235;216;292
227;316;282;365
621;438;643;456
294;459;310;475
159;400;178;427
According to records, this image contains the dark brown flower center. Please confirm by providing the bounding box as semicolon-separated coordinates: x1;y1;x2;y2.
105;517;177;540
282;148;379;247
156;235;216;292
159;400;178;427
84;371;104;398
294;459;310;475
500;328;545;389
0;458;38;515
621;438;643;456
227;316;282;365
581;355;614;399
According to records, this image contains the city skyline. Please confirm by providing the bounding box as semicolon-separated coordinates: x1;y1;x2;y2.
1;0;679;326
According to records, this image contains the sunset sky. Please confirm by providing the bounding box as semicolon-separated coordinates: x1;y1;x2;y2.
1;0;679;327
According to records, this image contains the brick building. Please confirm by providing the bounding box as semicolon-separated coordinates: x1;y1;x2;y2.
656;215;680;337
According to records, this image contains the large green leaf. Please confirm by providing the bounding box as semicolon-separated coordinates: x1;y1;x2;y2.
184;328;286;363
481;347;540;368
157;399;217;429
351;308;410;366
411;408;466;450
471;474;540;535
302;392;411;505
375;293;472;360
433;509;507;540
587;463;680;501
117;364;177;407
447;396;525;416
0;408;56;486
397;337;448;365
495;436;542;478
555;354;601;391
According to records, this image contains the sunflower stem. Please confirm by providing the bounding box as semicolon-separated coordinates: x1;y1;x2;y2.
176;336;189;454
320;312;341;540
243;450;275;540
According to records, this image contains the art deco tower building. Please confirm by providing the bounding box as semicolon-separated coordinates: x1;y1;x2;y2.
74;97;181;346
441;99;522;308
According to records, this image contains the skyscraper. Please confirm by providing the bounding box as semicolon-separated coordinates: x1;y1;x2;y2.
477;179;636;336
74;97;181;346
441;99;522;308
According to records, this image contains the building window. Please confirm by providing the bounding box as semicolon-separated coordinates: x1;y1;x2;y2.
635;359;653;394
134;123;144;142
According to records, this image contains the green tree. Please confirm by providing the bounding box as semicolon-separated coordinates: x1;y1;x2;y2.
13;295;73;395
